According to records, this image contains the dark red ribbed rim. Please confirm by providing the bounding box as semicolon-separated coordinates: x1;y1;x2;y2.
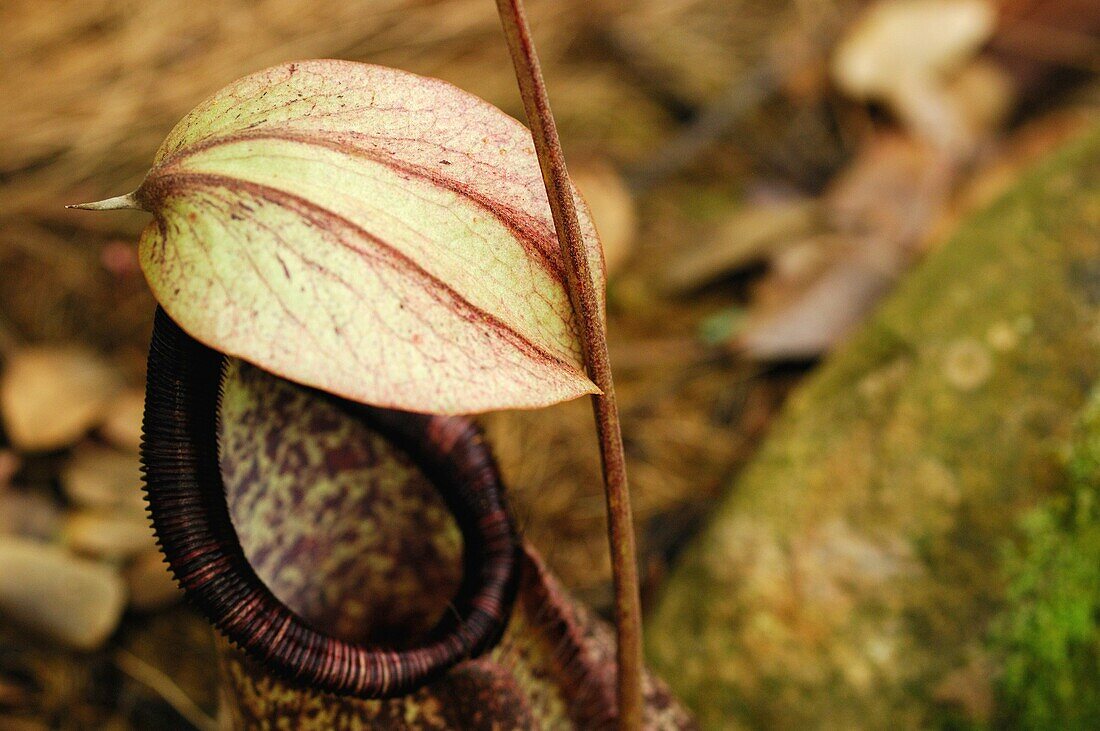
140;307;520;698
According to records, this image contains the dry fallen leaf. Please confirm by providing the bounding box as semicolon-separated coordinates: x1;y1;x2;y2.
831;0;998;151
0;347;121;451
738;249;898;360
827;133;955;248
85;60;607;414
664;198;819;292
571;160;637;277
737;134;955;360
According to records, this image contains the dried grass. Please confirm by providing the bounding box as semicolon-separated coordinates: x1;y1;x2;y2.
0;0;675;228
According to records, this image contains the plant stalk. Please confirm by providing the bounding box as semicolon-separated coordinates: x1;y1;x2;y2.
493;1;643;728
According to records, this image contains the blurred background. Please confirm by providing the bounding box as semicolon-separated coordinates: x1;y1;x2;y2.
2;0;1099;727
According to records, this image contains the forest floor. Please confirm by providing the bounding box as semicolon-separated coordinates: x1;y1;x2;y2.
1;0;1097;727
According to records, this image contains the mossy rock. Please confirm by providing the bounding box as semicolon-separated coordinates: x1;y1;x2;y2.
648;125;1100;729
991;385;1100;729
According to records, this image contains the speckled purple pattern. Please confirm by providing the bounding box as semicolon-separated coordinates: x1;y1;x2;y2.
218;356;464;645
140;307;520;698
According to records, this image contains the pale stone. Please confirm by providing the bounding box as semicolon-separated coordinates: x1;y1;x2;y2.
571;161;636;277
0;537;126;649
0;489;60;540
99;388;145;452
832;0;995;100
63;511;155;561
0;347;120;451
62;444;144;513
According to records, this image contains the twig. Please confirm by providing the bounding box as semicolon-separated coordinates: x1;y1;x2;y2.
628;60;781;192
114;649;219;731
493;2;644;728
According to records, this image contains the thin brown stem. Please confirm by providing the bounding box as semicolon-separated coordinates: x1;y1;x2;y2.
114;650;219;731
493;2;643;728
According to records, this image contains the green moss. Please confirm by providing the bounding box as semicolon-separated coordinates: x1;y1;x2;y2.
992;389;1100;729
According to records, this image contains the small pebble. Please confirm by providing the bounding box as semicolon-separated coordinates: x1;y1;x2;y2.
99;388;145;452
571;161;637;277
0;347;120;452
62;444;145;513
0;489;60;540
0;536;126;650
63;511;156;561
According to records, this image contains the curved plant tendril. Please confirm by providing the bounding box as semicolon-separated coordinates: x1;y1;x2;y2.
141;308;520;697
